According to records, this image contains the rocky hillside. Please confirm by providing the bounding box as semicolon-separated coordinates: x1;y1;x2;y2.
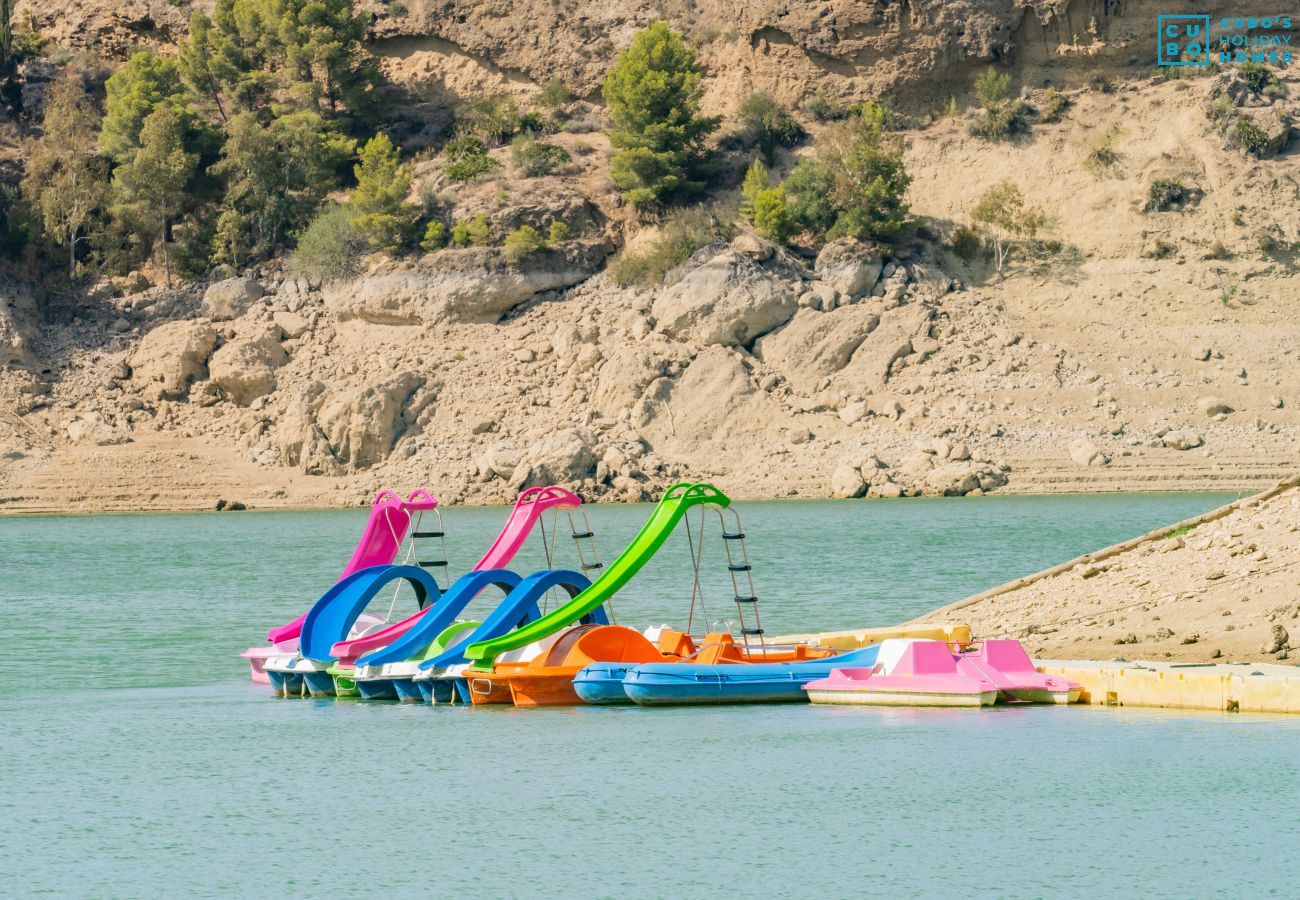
1;3;1298;512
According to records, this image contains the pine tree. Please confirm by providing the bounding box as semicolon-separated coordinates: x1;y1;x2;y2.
348;132;415;252
21;78;110;278
739;158;768;223
113;105;198;286
601;22;719;210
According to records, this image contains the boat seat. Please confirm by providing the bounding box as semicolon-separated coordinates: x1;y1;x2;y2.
655;629;696;658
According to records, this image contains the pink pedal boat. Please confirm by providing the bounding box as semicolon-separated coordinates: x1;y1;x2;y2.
957;639;1081;705
803;638;1080;708
804;640;998;707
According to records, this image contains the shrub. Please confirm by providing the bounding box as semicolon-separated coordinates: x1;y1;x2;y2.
444;135;501;182
510;135;571;176
503;224;547;263
451;212;492;247
1238;62;1280;95
1084;127;1123;175
974;68;1011;109
782;158;837;238
737;91;805;162
420;219;448;252
1039;87;1069;123
455;95;523;146
539;78;572;109
547;220;571;242
970;179;1046;271
969;67;1029;140
602;22;720;210
349;133;417;252
607;204;732;286
739;157;769;223
803;93;848;122
290;203;367;279
949;224;983;260
751;187;795;243
1232;118;1271;156
942;96;958;119
1088;74;1114;94
1145;178;1189;211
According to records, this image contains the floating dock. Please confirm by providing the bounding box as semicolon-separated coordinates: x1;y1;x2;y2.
769;623;971;651
1037;659;1300;714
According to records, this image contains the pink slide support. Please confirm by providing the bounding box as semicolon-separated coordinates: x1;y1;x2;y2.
956;639;1082;704
328;485;583;667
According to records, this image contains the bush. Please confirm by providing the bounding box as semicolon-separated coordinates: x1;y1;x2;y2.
1088;74;1114;94
974;68;1010;109
539;78;572;109
969;67;1029;140
751;188;795;243
420;220;448;252
1238;62;1279;95
608;204;731;287
290;203;367;279
444;135;502;182
510;135;571;177
1145;178;1190;211
949;224;982;260
1084;127;1123;175
451;212;492;247
502;224;547;263
970;179;1046;271
1233;118;1271;156
547;220;571;242
1039;87;1069;123
455;95;524;146
739;158;769;223
803;93;849;122
602;22;720;210
737;91;805;162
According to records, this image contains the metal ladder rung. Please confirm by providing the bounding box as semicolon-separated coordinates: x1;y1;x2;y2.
728;564;751;573
581;562;604;571
418;560;449;567
571;531;594;539
721;531;745;540
740;627;765;636
734;595;758;603
412;530;444;538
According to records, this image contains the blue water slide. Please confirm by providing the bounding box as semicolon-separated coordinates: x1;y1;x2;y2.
592;643;885;706
355;569;523;667
299;565;441;662
420;568;599;669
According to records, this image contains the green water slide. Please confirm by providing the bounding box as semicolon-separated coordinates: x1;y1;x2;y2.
462;482;731;667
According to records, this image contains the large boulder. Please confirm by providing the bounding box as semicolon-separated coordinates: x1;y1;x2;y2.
208;328;288;406
0;294;33;368
838;304;932;387
1234;106;1291;157
324;244;605;325
644;346;777;438
524;428;597;484
1162;428;1204;451
830;463;867;499
754;306;880;392
130;320;218;399
66;412;129;446
815;238;884;300
651;249;799;347
202;277;265;320
312;372;425;471
590;345;670;418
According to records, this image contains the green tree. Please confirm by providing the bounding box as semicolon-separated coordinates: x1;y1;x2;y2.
970;179;1044;271
210;110;354;265
601;22;719;210
751;188;795;243
290;202;366;278
974;68;1010;109
502;224;546;264
420;219;448;252
275;0;381;121
738;91;804;163
739;157;768;223
451;212;491;247
100;52;189;165
0;0;15;74
782;103;910;244
21;78;110;278
112;105;199;286
348;132;415;252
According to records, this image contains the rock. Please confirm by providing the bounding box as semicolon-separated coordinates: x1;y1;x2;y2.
1262;624;1290;654
839;402;866;425
311;371;425;471
1235;106;1291;158
1191;346;1212;362
1268;395;1284;409
1202;70;1251;113
129;320;218;399
753;306;880;392
730;233;774;261
1196;396;1232;417
202;277;265;320
1162;428;1204;451
838;305;930;386
869;481;903;499
208;328;288;406
65;412;129;446
651;248;799;347
947;442;971;462
470;418;496;435
830;463;866;499
1069;439;1109;467
525;428;597;484
814;238;884;300
923;462;982;496
324;245;604;325
273;310;311;339
484;442;521;479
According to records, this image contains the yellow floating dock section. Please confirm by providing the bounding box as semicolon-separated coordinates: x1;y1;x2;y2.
772;623;972;651
1038;659;1300;714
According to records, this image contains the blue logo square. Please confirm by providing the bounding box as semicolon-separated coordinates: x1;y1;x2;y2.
1158;14;1211;65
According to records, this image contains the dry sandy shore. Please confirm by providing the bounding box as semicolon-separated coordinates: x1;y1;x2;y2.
916;476;1300;665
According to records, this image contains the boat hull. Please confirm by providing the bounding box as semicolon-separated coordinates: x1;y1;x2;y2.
806;688;997;707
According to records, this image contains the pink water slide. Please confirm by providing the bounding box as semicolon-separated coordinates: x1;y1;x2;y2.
240;486;583;681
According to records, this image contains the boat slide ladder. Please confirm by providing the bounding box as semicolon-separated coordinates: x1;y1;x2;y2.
684;505;768;658
378;495;450;622
537;504;605;617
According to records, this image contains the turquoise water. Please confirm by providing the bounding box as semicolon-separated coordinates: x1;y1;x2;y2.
3;493;1296;897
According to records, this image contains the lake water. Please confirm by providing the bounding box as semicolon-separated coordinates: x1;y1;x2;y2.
3;493;1296;897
